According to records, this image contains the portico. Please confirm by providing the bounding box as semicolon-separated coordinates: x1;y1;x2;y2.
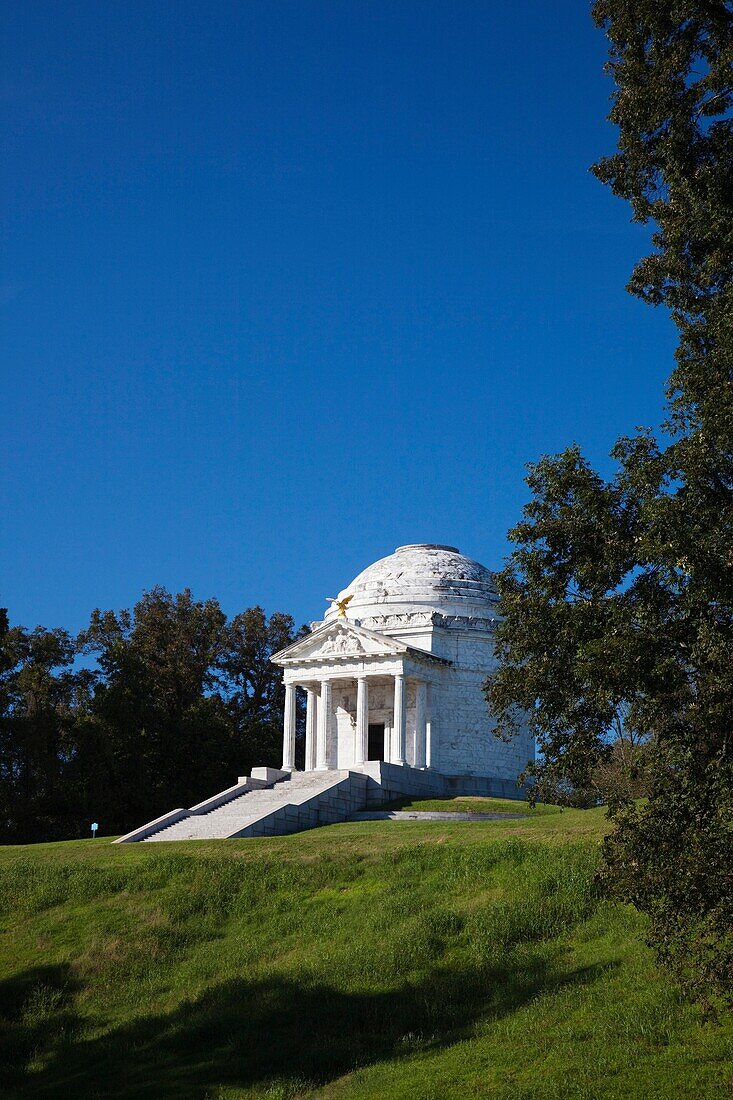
273;619;448;773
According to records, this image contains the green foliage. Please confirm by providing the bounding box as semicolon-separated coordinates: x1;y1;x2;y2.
0;822;730;1098
0;592;305;843
0;614;81;841
76;587;233;835
486;1;733;1003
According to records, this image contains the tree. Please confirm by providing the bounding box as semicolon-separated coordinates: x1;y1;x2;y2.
0;612;81;841
486;2;733;1006
78;587;232;832
78;589;306;836
0;592;305;842
220;607;307;774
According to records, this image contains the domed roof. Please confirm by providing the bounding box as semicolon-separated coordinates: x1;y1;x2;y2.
325;543;498;623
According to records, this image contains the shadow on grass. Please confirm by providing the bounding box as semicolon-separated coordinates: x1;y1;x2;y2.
1;955;618;1100
0;964;82;1091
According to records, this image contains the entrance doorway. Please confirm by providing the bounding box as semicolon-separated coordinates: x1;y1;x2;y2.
367;723;385;762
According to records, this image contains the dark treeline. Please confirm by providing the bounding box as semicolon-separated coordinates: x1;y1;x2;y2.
0;588;305;843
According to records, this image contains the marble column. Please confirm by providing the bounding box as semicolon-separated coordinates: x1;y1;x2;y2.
426;683;433;768
355;676;369;765
316;679;332;770
414;679;427;768
304;688;317;771
282;682;296;771
393;673;406;765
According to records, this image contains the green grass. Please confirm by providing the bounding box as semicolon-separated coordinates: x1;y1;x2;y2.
0;809;730;1099
378;795;561;816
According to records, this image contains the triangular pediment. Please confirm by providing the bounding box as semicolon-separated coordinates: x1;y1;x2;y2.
272;620;408;664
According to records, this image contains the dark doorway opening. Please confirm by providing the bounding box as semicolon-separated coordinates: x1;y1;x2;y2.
367;723;385;762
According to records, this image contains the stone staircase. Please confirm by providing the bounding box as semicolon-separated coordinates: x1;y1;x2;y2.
115;769;369;843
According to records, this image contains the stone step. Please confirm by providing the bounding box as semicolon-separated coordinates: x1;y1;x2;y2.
142;769;360;842
116;762;452;845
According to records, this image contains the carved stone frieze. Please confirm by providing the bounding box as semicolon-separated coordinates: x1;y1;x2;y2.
360;611;496;633
435;614;497;633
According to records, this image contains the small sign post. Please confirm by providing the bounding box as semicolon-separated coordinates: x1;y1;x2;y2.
91;822;99;838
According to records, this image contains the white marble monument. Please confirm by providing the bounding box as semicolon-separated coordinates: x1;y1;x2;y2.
117;543;535;841
272;543;534;789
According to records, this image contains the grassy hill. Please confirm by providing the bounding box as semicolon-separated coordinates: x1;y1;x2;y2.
0;805;730;1099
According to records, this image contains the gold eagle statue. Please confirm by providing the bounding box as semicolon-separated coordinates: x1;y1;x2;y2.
327;593;354;618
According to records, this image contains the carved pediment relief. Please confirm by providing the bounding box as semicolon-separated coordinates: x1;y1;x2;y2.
272;620;407;665
320;630;365;656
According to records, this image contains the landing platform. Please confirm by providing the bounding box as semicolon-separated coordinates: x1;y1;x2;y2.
350;810;528;822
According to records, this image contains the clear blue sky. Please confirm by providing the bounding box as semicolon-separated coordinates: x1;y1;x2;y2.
2;0;675;633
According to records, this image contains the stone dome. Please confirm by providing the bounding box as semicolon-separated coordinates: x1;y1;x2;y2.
324;543;499;623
